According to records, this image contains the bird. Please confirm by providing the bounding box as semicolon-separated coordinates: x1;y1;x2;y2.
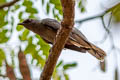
18;18;106;60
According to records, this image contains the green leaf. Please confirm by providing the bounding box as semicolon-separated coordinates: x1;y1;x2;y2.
81;7;86;13
0;48;5;66
42;0;44;5
24;37;45;67
78;0;82;8
77;0;86;13
28;36;33;44
10;50;15;66
22;29;29;39
63;62;77;70
0;9;7;19
24;37;35;54
114;68;118;80
49;0;62;15
29;13;35;18
23;0;33;7
55;14;61;21
19;29;29;41
53;69;61;80
0;29;9;43
56;60;63;68
11;16;14;26
23;0;38;14
12;5;20;12
16;25;24;31
0;9;8;28
32;53;45;67
46;2;50;14
18;11;23;19
15;5;20;10
50;0;60;4
52;8;55;16
59;10;63;15
24;43;36;54
64;73;69;80
112;5;120;22
107;3;120;13
25;46;45;66
0;0;6;4
55;4;62;11
36;35;50;58
0;21;8;28
26;7;38;13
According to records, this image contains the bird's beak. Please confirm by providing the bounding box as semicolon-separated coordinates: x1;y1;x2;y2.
18;22;24;25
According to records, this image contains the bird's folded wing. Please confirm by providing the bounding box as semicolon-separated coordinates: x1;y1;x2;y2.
70;28;91;49
41;18;60;30
69;28;106;60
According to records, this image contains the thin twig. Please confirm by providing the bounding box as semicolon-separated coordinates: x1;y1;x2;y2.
75;12;105;23
107;12;113;28
101;17;110;33
75;2;120;24
0;0;19;9
95;12;113;44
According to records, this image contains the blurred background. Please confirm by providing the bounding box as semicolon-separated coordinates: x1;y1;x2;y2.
0;0;120;80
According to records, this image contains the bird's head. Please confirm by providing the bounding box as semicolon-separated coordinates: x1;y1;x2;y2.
18;19;40;30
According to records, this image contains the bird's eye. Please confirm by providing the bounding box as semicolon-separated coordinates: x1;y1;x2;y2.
23;19;32;23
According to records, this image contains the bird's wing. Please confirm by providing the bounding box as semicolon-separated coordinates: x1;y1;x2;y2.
41;18;89;47
72;27;88;41
41;18;60;30
69;27;91;48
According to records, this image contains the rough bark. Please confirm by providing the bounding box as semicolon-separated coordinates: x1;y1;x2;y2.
40;0;75;80
18;51;31;80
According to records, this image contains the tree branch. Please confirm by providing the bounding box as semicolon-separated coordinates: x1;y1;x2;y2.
0;74;7;78
18;51;31;80
75;2;120;23
40;0;75;80
75;12;105;23
0;74;22;80
6;61;16;80
0;0;19;9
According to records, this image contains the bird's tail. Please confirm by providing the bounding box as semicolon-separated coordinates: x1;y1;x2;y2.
68;38;106;60
87;43;106;60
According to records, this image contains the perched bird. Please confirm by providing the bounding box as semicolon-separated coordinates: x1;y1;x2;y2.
18;18;106;60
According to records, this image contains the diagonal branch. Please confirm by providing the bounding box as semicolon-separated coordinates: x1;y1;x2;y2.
0;0;19;9
40;0;75;80
75;12;105;23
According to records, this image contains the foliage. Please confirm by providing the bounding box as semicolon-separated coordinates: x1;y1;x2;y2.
112;4;120;22
77;0;86;13
0;0;84;79
0;48;5;66
0;0;119;80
